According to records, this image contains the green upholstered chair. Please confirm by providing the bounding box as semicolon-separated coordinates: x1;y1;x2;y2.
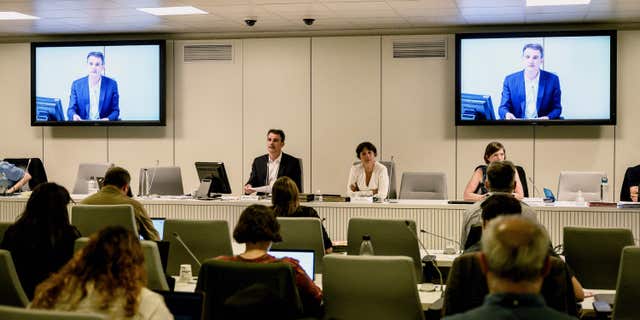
563;226;635;289
0;305;107;320
0;249;29;307
271;217;325;273
323;255;424;320
163;219;232;276
612;246;640;320
346;218;422;282
71;204;137;238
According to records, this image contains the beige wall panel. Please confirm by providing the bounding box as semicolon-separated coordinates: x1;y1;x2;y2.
242;38;311;192
174;40;243;194
0;43;42;159
534;126;614;200
312;36;381;195
456;127;534;199
615;31;640;201
109;41;175;194
381;35;456;199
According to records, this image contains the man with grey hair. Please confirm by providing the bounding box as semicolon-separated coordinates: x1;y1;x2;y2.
443;216;575;320
460;160;536;250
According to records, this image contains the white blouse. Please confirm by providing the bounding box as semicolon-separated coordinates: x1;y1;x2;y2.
347;161;389;199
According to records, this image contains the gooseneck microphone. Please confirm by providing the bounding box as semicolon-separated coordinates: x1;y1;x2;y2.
527;176;543;198
173;232;201;267
405;221;444;291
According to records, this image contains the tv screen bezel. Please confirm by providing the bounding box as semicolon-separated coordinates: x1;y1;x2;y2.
455;30;617;126
30;39;166;127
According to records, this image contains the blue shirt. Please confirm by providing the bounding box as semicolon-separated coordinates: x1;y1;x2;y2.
0;161;25;188
443;293;577;320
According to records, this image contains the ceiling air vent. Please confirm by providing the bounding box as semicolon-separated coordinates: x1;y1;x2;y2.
393;39;446;59
184;44;233;62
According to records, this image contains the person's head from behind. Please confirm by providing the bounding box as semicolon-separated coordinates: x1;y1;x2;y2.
356;141;377;164
485;160;516;193
267;129;286;156
271;176;300;216
31;226;146;316
480;216;550;292
522;43;544;75
86;51;105;78
103;166;131;194
19;182;72;229
483;141;506;164
234;204;282;245
481;194;522;229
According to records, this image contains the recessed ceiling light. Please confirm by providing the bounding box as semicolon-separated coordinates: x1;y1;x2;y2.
527;0;590;6
0;11;39;20
137;6;208;16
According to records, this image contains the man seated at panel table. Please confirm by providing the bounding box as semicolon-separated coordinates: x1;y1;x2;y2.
459;160;536;251
244;129;302;195
443;216;576;320
81;166;159;241
621;164;640;202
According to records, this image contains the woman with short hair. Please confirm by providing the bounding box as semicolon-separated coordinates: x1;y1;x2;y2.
347;141;389;199
463;141;524;201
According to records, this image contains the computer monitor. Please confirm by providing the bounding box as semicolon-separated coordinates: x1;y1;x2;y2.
195;162;232;194
460;93;496;120
35;96;65;121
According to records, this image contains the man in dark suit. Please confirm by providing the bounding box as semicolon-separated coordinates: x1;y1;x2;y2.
244;129;302;194
498;43;562;120
67;51;120;121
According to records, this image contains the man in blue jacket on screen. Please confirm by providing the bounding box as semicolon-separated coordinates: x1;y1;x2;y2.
67;51;120;121
498;43;562;120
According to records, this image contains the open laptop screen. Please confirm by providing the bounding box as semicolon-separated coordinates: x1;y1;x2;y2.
152;218;165;240
269;249;315;280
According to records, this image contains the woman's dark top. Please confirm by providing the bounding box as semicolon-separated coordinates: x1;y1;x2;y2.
276;206;332;250
0;223;80;299
473;165;488;195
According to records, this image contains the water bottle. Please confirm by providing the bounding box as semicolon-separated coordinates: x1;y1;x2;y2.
316;189;323;202
87;176;98;194
141;169;149;196
359;234;374;255
575;189;585;205
600;176;610;202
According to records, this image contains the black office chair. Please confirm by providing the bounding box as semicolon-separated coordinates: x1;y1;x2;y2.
515;165;529;198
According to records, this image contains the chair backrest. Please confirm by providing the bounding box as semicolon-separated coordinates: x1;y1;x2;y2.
0;249;29;307
515;165;529;198
195;259;303;320
613;246;640;320
563;227;635;289
138;166;184;196
74;237;169;291
271;217;325;273
0;305;107;320
323;255;424;320
0;221;11;243
71;205;138;238
399;172;447;200
72;163;112;194
3;158;48;190
557;171;605;201
346;218;422;282
379;161;397;199
163;220;233;276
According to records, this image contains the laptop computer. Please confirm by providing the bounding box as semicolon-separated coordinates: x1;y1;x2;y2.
152;217;166;240
269;249;315;280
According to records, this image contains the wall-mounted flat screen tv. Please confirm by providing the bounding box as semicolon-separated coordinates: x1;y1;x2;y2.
31;40;165;126
455;30;616;126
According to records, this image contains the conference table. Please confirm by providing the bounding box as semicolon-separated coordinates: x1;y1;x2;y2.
0;195;638;249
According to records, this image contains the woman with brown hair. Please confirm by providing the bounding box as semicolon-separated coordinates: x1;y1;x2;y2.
463;141;524;201
30;226;173;320
271;176;333;253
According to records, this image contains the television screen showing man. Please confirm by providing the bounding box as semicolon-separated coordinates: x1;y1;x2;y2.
67;51;120;121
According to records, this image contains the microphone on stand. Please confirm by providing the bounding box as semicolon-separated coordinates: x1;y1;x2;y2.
419;229;460;255
527;176;543;198
405;221;444;292
173;232;201;267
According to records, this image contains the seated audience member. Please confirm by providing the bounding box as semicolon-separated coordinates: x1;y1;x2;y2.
620;164;640;202
0;160;31;193
459;160;536;251
215;204;322;316
463;141;524;201
271;176;333;253
443;216;577;320
30;226;173;319
81;166;159;240
244;129;302;194
0;183;80;299
347;141;389;199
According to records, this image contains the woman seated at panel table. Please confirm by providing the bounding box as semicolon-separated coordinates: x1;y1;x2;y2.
271;176;333;253
30;226;173;320
463;141;524;202
347;141;389;200
216;204;322;316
